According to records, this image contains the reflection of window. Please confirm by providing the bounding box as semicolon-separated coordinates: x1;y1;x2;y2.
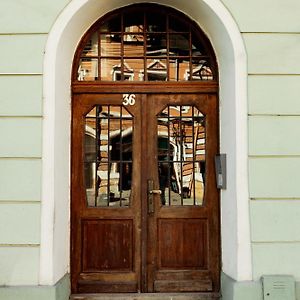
77;58;98;81
185;61;213;81
112;63;134;81
140;59;167;81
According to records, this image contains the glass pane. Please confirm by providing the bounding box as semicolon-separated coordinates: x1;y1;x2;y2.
85;162;96;206
191;32;205;57
146;12;166;32
169;15;189;32
124;12;144;32
124;34;144;56
146;34;167;56
100;34;121;56
191;59;213;81
100;58;120;81
124;59;144;81
169;34;190;56
146;59;167;81
84;105;133;208
169;57;190;81
81;32;98;56
157;105;205;206
99;16;121;32
78;58;98;81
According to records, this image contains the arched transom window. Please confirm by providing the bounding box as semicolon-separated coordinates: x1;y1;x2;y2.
73;4;217;82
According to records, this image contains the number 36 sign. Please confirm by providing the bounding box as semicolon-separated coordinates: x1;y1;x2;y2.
122;94;136;106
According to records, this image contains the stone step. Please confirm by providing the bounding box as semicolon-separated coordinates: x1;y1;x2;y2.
70;293;221;300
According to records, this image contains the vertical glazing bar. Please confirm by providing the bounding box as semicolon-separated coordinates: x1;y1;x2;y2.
119;106;123;206
121;13;124;80
107;106;111;206
95;106;100;207
167;106;171;206
180;106;183;206
166;14;170;81
98;30;101;81
143;11;147;81
189;30;192;80
192;106;196;205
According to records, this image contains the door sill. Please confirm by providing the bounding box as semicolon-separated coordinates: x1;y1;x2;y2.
70;292;221;300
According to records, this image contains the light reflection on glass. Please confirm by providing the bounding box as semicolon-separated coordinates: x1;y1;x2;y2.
82;32;98;56
84;105;133;207
157;105;205;206
78;58;98;81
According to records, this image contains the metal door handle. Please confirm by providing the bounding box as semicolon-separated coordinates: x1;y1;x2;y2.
147;180;161;214
149;189;162;195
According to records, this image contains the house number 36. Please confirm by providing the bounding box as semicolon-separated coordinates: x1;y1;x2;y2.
122;94;136;106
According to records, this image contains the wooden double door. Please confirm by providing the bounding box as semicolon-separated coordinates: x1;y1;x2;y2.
71;92;220;294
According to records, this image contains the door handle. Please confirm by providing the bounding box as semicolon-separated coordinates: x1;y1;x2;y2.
147;180;162;214
149;189;162;195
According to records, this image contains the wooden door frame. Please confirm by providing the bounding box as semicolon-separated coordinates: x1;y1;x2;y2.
71;81;220;294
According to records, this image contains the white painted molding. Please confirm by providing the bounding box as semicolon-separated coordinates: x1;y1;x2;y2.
41;0;252;285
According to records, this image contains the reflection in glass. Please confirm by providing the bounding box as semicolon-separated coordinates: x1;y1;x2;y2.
100;34;121;56
77;7;216;81
146;59;167;81
146;34;167;55
124;12;144;33
169;57;190;81
124;35;144;56
190;59;213;81
169;34;190;56
157;105;205;206
101;58;120;81
124;59;144;81
78;58;98;81
82;32;98;56
192;33;205;57
99;16;121;32
169;15;189;32
84;105;133;207
147;13;166;32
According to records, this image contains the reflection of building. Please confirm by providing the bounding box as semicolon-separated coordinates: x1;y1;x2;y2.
77;28;214;82
84;105;206;207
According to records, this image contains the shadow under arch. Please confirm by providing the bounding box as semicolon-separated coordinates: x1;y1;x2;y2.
41;0;251;287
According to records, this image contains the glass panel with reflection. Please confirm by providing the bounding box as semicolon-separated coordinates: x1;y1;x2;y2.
81;32;98;56
78;58;98;81
84;105;133;207
157;105;205;206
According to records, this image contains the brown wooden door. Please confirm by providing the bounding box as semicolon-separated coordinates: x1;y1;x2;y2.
71;92;220;294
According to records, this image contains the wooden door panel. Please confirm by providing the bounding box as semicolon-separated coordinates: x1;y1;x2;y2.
158;218;208;269
154;279;213;292
82;219;133;272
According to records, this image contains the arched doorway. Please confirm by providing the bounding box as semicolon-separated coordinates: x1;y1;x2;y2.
71;4;220;295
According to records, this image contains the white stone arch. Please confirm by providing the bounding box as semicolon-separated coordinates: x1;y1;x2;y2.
40;0;251;285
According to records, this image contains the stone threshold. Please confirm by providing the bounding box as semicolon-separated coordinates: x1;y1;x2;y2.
70;293;221;300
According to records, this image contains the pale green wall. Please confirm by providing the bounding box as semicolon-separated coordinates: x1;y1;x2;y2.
0;0;70;287
222;0;300;287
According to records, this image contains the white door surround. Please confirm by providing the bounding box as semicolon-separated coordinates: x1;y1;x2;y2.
40;0;251;285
